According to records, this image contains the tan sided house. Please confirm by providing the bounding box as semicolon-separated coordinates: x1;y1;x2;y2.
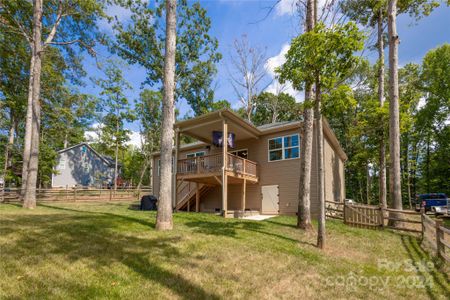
152;109;347;218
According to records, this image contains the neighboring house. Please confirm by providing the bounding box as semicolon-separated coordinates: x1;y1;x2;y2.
152;109;347;218
52;143;118;188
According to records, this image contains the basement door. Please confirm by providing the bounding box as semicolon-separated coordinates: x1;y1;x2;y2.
261;185;279;214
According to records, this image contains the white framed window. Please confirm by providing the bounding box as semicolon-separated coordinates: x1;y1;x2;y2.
58;158;66;170
186;151;205;158
268;134;300;162
157;157;175;176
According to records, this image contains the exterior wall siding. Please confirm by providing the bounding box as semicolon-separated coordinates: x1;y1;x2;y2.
152;123;346;217
52;145;114;188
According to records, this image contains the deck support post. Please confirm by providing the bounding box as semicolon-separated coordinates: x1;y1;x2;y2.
196;182;200;212
222;119;228;217
241;178;246;216
172;128;180;210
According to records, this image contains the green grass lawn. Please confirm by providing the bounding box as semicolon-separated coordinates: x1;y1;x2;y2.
0;202;448;299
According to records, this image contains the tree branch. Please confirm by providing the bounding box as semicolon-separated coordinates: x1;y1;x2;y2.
46;39;97;55
1;6;32;45
44;0;63;45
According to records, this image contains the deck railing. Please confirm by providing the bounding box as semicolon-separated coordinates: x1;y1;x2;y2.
177;153;223;175
226;153;257;177
177;153;257;178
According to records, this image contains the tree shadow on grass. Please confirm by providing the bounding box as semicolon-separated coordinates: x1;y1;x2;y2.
183;218;300;244
264;218;298;229
39;203;156;228
400;235;450;299
0;211;220;299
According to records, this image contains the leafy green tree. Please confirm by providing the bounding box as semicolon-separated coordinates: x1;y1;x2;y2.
252;92;300;126
95;63;135;192
341;0;446;211
415;44;450;195
1;0;107;208
419;44;450;123
37;47;98;188
0;18;97;191
341;0;389;208
135;89;163;190
112;0;221;115
278;21;365;249
210;100;231;111
0;27;29;190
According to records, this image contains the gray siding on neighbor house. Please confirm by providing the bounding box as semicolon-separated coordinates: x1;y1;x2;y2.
52;144;115;188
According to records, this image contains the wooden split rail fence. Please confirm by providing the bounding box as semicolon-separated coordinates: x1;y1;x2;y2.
326;200;450;263
0;187;152;203
421;213;450;262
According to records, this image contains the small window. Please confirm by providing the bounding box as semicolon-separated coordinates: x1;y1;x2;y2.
268;134;300;162
186;151;205;158
157;157;175;176
58;158;66;170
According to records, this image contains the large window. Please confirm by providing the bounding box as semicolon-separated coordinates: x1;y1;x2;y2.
268;134;300;162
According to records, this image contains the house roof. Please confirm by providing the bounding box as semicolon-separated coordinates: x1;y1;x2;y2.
154;109;348;161
57;143;116;167
257;120;302;134
174;109;261;143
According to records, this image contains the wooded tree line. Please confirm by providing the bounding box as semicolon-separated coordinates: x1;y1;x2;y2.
0;0;222;208
0;0;300;204
0;1;448;240
276;0;448;247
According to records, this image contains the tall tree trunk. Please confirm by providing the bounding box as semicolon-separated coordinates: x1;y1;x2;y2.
136;158;150;191
21;54;35;200
156;0;177;231
114;119;119;194
114;140;119;191
388;0;402;225
406;153;412;209
366;162;370;205
412;141;418;201
426;132;430;193
315;78;325;249
297;0;315;230
1;114;16;203
63;132;68;148
271;108;278;124
377;10;387;209
23;0;43;209
3;114;15;179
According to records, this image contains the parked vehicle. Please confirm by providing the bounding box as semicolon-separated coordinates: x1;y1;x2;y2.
415;193;449;214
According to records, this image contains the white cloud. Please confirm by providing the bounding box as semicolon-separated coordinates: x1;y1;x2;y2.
84;123;102;143
125;131;143;149
275;0;328;17
264;43;303;102
265;43;290;77
97;4;133;32
276;0;297;16
84;123;143;149
417;96;426;109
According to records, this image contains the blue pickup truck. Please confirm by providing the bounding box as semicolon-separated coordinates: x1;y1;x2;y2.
415;193;449;214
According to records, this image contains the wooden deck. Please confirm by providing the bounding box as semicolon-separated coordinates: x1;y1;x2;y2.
176;153;258;184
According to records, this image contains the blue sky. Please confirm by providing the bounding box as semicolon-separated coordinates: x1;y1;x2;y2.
82;1;450;145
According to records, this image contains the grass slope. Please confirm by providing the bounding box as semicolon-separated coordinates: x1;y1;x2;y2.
0;202;448;299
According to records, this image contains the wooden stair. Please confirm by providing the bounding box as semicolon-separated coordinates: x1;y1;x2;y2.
176;183;212;211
